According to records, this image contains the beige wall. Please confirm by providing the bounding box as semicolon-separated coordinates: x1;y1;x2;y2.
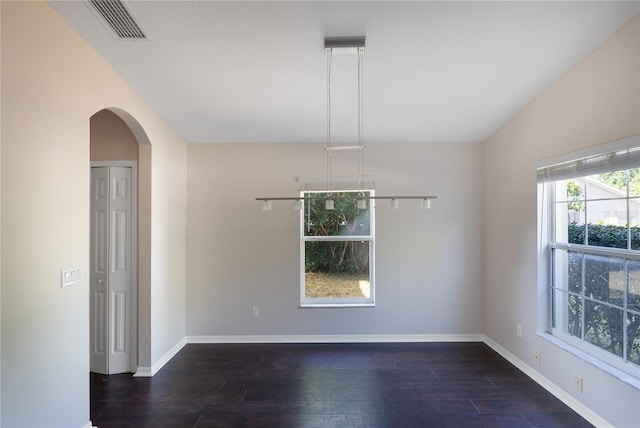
483;13;639;427
90;109;139;161
1;2;187;426
187;142;484;337
150;121;187;364
0;2;3;423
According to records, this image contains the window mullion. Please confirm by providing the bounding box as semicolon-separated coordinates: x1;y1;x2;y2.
623;259;629;363
303;235;372;242
584;179;588;246
551;242;640;260
627;169;631;251
581;251;586;341
624;170;629;364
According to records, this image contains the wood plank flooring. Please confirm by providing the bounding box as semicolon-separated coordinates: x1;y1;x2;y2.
90;342;593;427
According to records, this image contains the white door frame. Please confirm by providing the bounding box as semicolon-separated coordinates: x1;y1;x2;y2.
91;160;138;373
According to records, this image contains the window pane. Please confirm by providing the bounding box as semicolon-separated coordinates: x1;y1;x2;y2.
304;192;371;237
304;241;370;299
588;173;627;199
630;168;640;197
568;251;582;293
627;312;640;365
555;202;585;244
584;254;624;305
586;200;628;249
555;179;585;204
553;290;582;338
554;179;583;244
631;198;640;250
584;300;623;357
553;249;581;293
629;260;640;312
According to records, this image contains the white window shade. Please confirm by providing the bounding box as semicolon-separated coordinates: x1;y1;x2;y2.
537;135;640;182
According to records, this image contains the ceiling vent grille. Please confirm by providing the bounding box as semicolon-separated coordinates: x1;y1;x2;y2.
88;0;148;40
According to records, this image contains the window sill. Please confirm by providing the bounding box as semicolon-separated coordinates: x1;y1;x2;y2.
300;303;375;308
538;332;640;390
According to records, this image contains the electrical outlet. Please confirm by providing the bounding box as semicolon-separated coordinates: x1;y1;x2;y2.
252;307;259;318
516;324;523;338
533;350;541;365
573;374;583;393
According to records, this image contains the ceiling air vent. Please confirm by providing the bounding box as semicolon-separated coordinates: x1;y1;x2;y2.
88;0;148;40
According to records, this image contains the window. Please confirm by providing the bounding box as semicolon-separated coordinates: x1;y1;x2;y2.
300;190;374;307
538;140;640;378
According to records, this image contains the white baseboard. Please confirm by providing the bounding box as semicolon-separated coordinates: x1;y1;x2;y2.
482;335;612;428
82;422;97;428
133;336;187;377
187;333;485;344
133;366;152;377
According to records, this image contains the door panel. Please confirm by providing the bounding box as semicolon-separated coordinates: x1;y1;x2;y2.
95;210;108;274
90;167;109;374
93;290;107;356
90;166;133;375
108;167;132;374
113;210;127;271
112;291;127;353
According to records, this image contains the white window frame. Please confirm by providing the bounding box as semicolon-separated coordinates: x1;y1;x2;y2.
300;189;375;307
537;135;640;380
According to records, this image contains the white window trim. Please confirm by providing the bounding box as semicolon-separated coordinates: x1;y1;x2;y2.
537;135;640;382
299;189;375;307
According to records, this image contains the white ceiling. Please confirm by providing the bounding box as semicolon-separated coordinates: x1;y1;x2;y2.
50;1;639;144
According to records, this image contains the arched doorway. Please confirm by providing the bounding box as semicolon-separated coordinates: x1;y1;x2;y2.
89;108;151;374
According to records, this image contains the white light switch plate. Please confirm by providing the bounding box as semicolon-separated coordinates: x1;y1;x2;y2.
61;267;82;287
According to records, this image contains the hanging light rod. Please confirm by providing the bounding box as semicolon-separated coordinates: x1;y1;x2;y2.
256;35;438;211
325;36;365;54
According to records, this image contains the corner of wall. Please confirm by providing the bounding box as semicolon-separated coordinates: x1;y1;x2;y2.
1;1;4;422
483;335;613;428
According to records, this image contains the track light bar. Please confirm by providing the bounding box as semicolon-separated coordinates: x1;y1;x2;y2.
255;196;437;202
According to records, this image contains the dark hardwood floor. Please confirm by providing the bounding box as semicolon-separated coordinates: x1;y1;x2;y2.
90;342;593;427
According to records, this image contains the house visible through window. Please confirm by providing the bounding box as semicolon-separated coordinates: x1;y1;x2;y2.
538;141;640;378
300;190;374;307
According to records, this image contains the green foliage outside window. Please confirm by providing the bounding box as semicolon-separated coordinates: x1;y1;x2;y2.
564;171;640;364
598;169;640;195
564;245;640;365
304;192;370;274
554;168;640;369
566;181;585;212
568;223;640;249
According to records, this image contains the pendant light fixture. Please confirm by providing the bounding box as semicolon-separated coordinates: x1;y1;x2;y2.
323;36;366;210
256;36;437;209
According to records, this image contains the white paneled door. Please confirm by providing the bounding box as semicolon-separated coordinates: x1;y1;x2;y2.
90;166;133;374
